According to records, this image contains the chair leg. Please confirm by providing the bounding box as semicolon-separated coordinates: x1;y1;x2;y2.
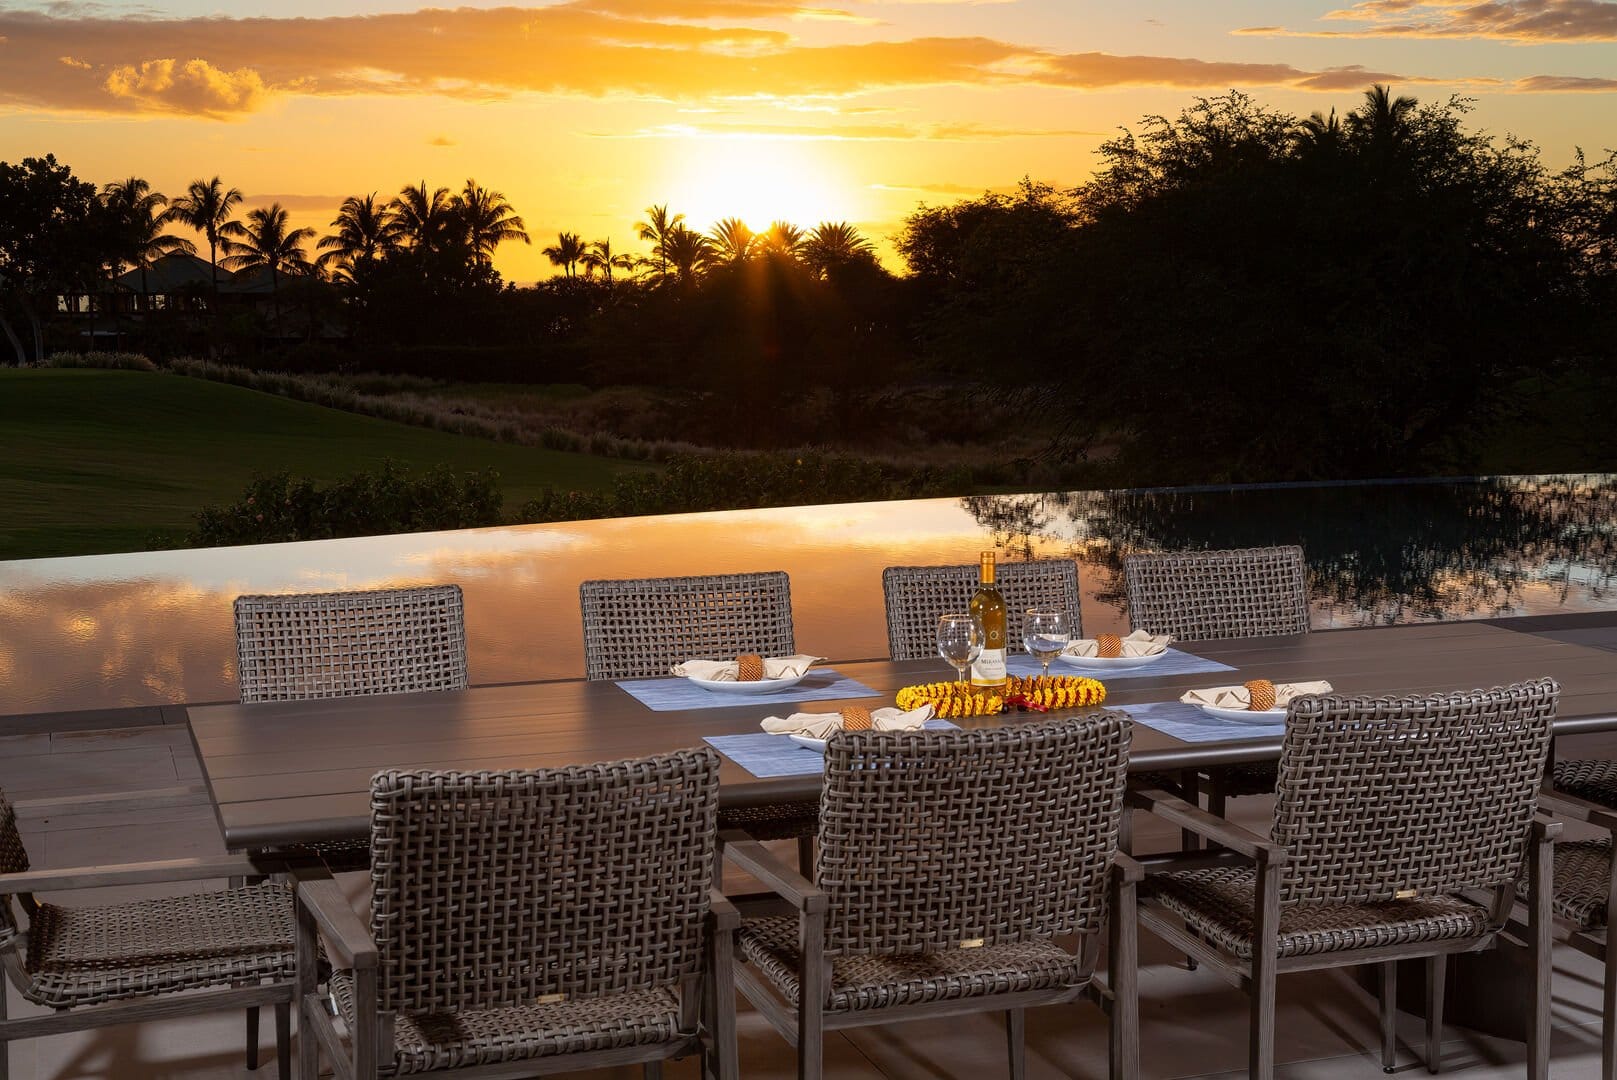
1379;960;1398;1074
246;1006;260;1071
274;1000;291;1080
1182;770;1202;971
1528;822;1555;1080
1604;938;1617;1080
796;835;815;875
1006;1009;1026;1080
1425;955;1444;1074
1250;859;1279;1080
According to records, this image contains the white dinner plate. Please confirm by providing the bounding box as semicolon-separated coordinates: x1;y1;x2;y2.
1056;650;1169;671
789;734;828;752
684;671;810;695
1196;703;1286;723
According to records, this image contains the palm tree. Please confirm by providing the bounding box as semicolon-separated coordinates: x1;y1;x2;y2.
579;238;637;286
1292;108;1344;155
220;203;316;333
635;204;684;280
316;193;400;282
802;221;875;278
456;179;528;270
542;232;587;278
391;182;458;256
660;225;713;285
708;217;756;266
1351;84;1417;148
760;220;806;259
171;176;243;297
101;177;195;312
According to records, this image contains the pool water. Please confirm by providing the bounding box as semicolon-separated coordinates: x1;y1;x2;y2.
2;474;1612;714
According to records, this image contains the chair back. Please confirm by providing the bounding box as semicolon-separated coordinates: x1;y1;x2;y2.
580;571;795;680
881;560;1083;661
233;584;467;703
1123;545;1308;641
818;715;1130;957
0;790;30;943
1272;679;1558;906
368;749;719;1015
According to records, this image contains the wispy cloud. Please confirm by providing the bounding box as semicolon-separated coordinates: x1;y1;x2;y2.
591;118;1103;139
0;0;1579;120
1237;0;1617;43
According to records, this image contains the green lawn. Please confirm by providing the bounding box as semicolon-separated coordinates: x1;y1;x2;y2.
0;368;652;560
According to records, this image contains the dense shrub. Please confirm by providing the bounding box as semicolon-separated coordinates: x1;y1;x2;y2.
42;350;157;371
189;461;503;547
518;451;972;523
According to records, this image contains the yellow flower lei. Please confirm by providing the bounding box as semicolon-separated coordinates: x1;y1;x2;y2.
895;675;1106;718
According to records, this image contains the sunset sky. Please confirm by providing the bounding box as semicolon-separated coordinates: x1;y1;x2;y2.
1;0;1614;281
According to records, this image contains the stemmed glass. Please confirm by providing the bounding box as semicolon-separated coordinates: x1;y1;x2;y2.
937;613;983;685
1024;609;1070;679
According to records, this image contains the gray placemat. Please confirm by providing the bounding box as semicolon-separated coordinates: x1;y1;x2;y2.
1124;700;1284;743
705;719;961;778
616;669;880;712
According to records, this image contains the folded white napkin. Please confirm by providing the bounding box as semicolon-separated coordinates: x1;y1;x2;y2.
1180;681;1333;711
671;654;823;681
1064;630;1171;659
761;705;935;740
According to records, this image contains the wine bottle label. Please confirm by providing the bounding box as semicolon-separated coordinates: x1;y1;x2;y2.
971;648;1008;686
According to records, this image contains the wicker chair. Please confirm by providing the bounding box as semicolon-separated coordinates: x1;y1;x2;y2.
1124;546;1310;819
234;583;468;703
579;571;818;858
295;750;736;1080
724;715;1139;1080
1519;787;1617;1079
881;559;1083;661
1132;680;1561;1079
0;788;295;1079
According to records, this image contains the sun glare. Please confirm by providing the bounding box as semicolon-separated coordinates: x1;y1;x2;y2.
664;138;859;233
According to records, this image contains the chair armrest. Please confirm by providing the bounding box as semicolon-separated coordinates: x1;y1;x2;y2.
1113;852;1145;885
1128;787;1287;866
296;872;377;970
720;830;825;913
709;888;740;931
1538;791;1617;833
0;853;287;894
1532;816;1564;843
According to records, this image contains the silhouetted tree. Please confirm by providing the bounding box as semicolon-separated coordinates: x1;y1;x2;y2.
101;177;194;311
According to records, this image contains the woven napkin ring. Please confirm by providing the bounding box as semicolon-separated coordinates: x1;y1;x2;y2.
1244;679;1277;712
1095;633;1123;658
839;706;874;731
735;654;764;682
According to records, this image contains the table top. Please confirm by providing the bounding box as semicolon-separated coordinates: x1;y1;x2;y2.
188;619;1617;852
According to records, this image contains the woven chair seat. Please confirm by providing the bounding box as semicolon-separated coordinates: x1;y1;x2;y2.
331;973;683;1076
1145;867;1491;960
1516;838;1611;929
1553;758;1617;809
737;915;1086;1013
720;800;819;840
23;881;295;1008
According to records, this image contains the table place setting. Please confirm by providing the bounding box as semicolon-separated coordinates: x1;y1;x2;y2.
704;704;958;777
1122;678;1334;742
1017;628;1237;680
615;653;880;711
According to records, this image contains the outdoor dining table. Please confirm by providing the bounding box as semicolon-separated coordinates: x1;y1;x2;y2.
187;615;1617;855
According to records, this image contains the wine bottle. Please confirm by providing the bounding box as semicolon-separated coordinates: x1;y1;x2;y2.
969;550;1008;689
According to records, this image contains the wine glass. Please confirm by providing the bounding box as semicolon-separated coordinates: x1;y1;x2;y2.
937;613;983;684
1024;609;1070;679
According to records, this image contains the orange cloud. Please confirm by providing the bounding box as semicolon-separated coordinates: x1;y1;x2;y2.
1237;0;1617;42
0;1;1563;120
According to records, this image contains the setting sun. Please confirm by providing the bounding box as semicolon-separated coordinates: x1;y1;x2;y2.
663;136;862;233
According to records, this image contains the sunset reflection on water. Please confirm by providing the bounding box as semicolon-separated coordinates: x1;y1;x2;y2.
3;477;1614;714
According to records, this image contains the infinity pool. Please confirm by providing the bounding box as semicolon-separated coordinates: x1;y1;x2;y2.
2;474;1613;714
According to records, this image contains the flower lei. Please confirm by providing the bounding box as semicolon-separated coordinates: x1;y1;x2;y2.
896;675;1107;718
